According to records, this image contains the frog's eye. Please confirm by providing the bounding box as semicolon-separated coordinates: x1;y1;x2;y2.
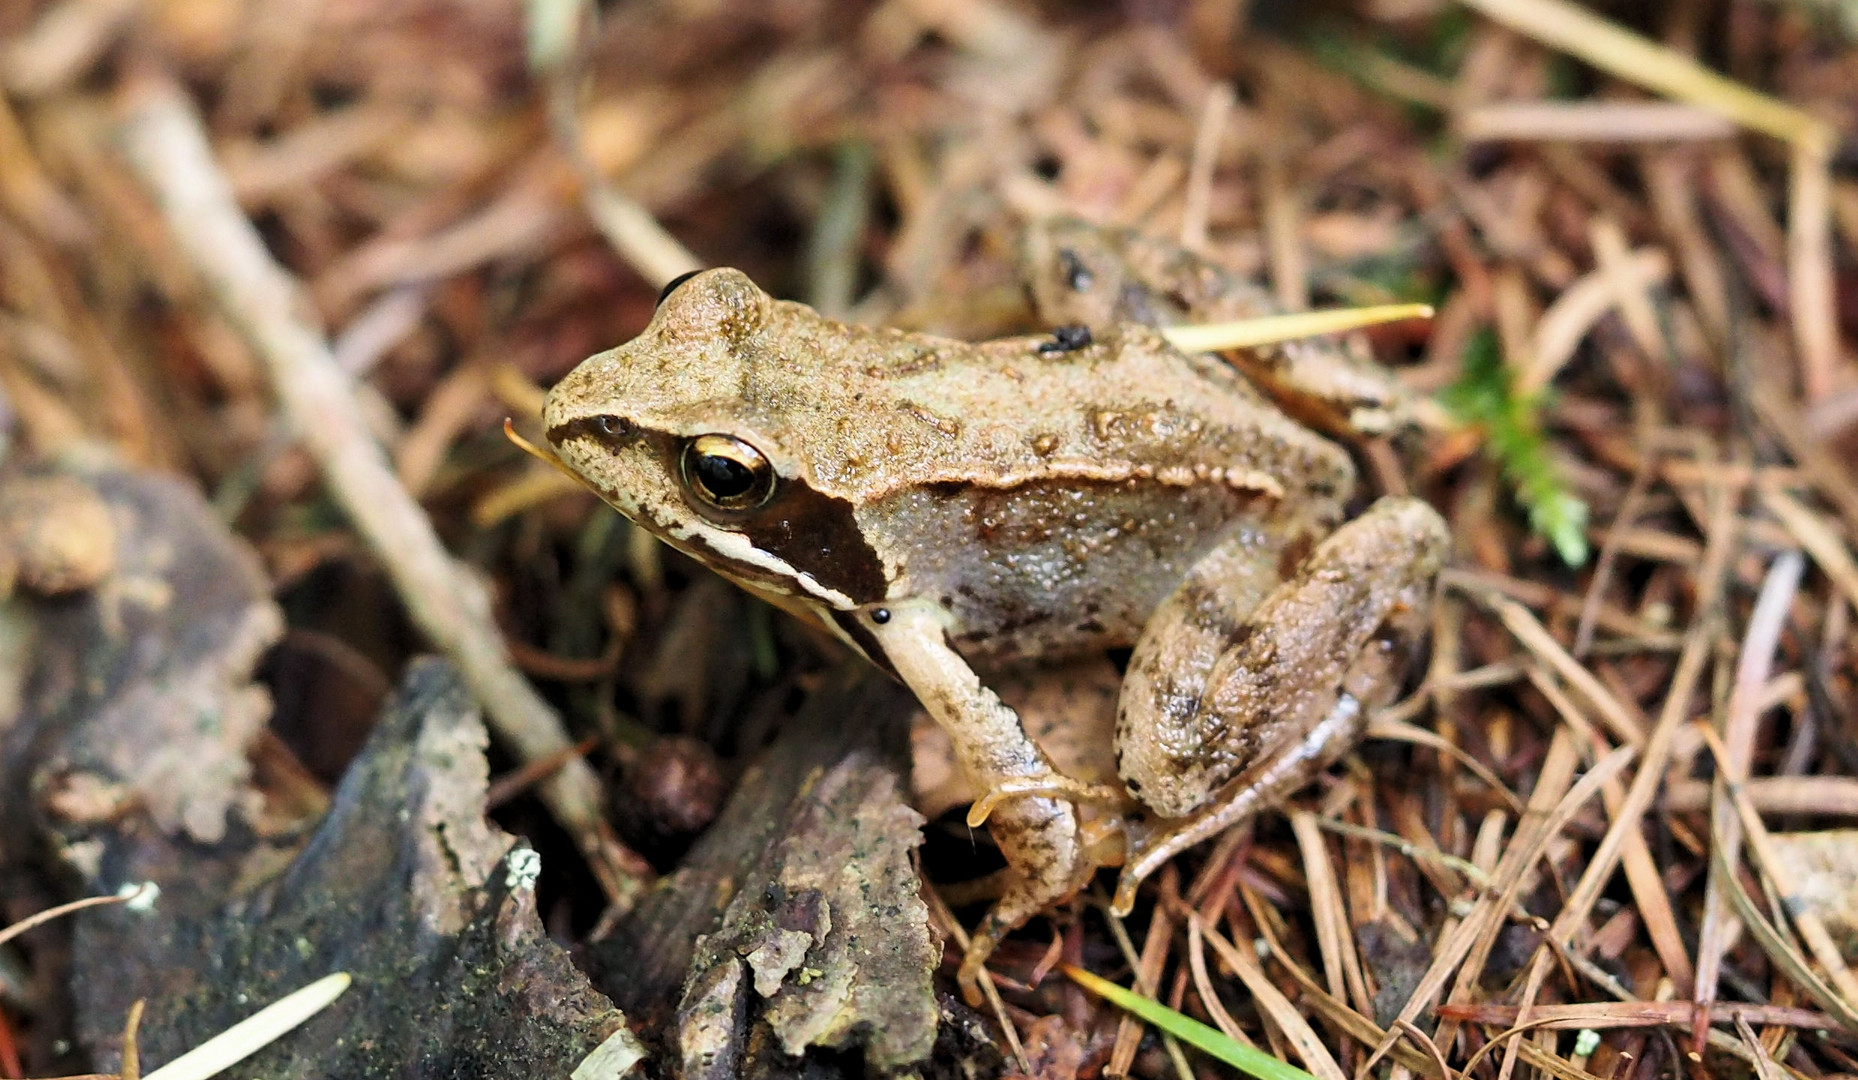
679;434;776;511
656;269;703;307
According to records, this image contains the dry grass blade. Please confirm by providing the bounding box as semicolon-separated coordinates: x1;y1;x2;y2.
1538;623;1714;949
1179;83;1234;252
530;0;700;288
1524;666;1695;995
1527;250;1669;396
1664;775;1858;815
1696;551;1806;1029
1452;579;1645;745
1185;915;1250;1044
1460;1016;1566;1079
1714;844;1858;1034
1316;819;1527;919
1246;931;1465;1080
1100;893;1194;1080
1455;0;1834;149
120;999;144;1080
1367;718;1525;813
1366;734;1632;1071
141;973;351;1080
1289;811;1359;1009
1455;102;1738;143
1787;143;1840;403
1750;387;1858;535
917;882;1030;1075
1698;722;1858;1010
1189;905;1348;1080
1732;1013;1790;1080
1761;487;1858;614
1441;1001;1839;1029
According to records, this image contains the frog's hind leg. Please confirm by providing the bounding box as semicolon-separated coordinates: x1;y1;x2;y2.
1113;692;1368;912
1112;495;1448;911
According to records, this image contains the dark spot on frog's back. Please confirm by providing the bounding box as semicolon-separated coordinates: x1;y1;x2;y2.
739;477;888;605
1037;324;1093;355
1276;530;1316;581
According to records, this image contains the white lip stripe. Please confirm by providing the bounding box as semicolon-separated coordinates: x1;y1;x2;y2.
562;445;864;612
664;520;860;610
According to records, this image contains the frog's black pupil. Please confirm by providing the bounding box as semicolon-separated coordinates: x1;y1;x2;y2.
694;453;755;498
657;269;703;306
1058;248;1093;292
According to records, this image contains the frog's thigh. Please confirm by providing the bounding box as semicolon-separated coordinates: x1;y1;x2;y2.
1116;495;1448;820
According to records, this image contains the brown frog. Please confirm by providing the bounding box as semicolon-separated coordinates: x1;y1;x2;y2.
543;253;1447;992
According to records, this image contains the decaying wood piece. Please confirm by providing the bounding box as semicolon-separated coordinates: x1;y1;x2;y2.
0;466;282;856
69;660;638;1078
0;466;638;1078
595;669;970;1078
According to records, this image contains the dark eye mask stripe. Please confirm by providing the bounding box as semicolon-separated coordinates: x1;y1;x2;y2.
551;415;888;607
737;476;888;606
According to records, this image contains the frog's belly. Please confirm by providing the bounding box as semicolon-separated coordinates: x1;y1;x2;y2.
868;478;1317;664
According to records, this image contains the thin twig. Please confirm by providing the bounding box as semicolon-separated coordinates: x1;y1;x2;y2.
536;0;702;289
116;75;649;910
0;887;148;950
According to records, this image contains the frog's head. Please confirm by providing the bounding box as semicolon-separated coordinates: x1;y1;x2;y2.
543;268;888;615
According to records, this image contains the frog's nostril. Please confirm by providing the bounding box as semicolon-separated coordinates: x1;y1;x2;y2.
546;414;633;447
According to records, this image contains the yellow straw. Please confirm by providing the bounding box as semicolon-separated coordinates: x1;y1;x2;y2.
1161;303;1434;353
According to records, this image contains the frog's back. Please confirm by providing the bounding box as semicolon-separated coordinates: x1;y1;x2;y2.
789;317;1357;662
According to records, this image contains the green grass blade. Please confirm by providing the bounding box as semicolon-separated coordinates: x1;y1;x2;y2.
1063;965;1320;1080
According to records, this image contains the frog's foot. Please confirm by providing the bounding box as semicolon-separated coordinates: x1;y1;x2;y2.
955;793;1096;1005
965;775;1135;827
1106;690;1368;915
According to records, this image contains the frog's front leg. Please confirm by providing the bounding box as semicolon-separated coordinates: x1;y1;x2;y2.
857;602;1098;999
1114;495;1449;911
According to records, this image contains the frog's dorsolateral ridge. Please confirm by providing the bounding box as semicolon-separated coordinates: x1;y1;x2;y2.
545;251;1447;997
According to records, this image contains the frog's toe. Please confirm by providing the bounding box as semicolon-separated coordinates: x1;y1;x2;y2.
1111;868;1142;917
957;919;1008;1006
967;776;1133;826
